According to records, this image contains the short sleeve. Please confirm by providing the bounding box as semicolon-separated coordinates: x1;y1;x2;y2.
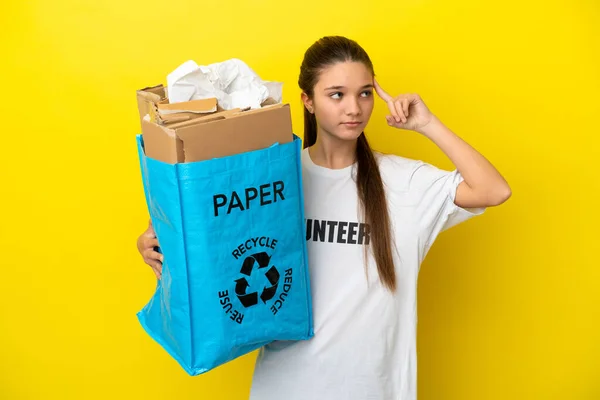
409;161;485;249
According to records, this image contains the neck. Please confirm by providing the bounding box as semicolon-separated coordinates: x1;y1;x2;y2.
308;128;358;170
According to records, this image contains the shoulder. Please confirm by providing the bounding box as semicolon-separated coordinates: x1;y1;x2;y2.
373;151;426;191
374;151;423;175
373;151;458;194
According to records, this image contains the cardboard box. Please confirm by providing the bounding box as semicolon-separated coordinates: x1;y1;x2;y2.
136;85;294;163
136;84;166;124
136;84;217;125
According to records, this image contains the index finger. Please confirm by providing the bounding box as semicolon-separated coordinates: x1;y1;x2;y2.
374;79;393;102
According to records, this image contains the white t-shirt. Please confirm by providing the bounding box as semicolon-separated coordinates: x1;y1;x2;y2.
249;147;484;400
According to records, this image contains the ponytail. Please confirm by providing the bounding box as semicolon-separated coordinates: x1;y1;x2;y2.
356;133;396;291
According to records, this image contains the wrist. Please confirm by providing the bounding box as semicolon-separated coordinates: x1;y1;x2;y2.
417;115;444;138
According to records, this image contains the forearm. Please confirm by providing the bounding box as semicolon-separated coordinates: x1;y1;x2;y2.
419;116;511;203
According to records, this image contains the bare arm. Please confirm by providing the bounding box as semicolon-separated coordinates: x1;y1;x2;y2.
419;116;511;208
373;80;511;209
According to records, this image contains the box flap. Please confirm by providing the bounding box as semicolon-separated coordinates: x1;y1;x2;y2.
157;97;218;114
136;84;166;125
175;104;293;162
141;118;183;163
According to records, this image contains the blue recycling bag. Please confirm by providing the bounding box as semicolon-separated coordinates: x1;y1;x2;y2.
135;133;314;375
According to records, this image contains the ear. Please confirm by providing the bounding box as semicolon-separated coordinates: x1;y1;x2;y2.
301;92;314;114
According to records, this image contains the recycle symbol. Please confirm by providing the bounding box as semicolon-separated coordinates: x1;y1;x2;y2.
235;251;280;308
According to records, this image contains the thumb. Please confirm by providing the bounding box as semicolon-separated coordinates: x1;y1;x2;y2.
147;219;156;236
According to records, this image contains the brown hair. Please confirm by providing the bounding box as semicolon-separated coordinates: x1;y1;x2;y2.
298;36;396;292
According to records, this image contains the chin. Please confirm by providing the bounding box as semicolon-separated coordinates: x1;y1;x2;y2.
319;123;367;143
332;125;365;141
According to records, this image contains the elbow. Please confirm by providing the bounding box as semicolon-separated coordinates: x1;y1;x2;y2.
489;184;512;206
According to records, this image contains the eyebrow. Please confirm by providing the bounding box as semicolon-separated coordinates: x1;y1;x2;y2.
324;84;374;91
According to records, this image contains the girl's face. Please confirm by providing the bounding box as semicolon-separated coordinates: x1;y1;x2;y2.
303;61;375;143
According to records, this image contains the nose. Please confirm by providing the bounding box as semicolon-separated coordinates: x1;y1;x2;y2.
345;96;361;117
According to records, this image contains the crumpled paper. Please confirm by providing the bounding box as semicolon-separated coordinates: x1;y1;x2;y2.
167;58;283;110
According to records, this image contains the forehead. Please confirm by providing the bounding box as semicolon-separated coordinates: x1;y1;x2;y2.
315;61;373;89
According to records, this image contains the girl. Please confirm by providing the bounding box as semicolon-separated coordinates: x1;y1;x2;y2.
137;36;511;400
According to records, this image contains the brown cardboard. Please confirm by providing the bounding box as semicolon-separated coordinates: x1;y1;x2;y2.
136;85;217;126
137;83;293;164
137;84;279;126
156;97;217;114
154;97;218;125
136;84;165;124
141;103;294;164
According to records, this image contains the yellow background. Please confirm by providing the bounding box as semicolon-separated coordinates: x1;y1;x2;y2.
1;0;598;398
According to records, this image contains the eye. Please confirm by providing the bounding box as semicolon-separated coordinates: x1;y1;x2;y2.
361;90;373;98
330;92;343;99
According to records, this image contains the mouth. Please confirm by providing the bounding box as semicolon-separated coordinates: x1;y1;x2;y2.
342;121;362;127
